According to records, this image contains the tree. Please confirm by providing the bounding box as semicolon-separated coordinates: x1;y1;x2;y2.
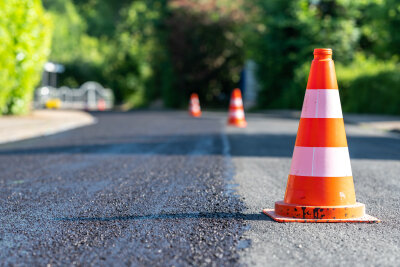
252;0;368;108
164;0;245;107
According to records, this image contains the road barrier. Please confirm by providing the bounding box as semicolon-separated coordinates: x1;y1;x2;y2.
35;81;114;111
263;48;380;223
228;88;247;128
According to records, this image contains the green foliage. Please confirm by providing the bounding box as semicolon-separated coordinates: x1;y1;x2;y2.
250;0;400;114
275;53;400;115
103;0;168;107
164;5;245;108
71;0;131;38
358;0;400;59
44;0;167;107
336;55;400;114
37;0;400;114
43;0;108;88
44;0;244;109
252;0;367;108
0;0;52;115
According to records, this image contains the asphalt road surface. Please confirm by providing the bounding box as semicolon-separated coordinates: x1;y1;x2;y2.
0;111;399;266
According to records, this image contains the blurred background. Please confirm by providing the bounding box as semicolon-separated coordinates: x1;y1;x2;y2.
1;0;400;115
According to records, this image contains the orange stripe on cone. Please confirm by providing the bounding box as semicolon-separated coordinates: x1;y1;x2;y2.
284;175;356;206
189;93;201;117
228;88;247;128
295;118;347;147
263;48;379;223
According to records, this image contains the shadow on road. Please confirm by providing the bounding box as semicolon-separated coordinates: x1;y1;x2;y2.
0;133;399;160
54;212;271;222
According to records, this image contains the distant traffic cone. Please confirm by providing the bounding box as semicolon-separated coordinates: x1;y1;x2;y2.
97;99;106;111
189;93;202;117
228;88;247;128
263;48;379;223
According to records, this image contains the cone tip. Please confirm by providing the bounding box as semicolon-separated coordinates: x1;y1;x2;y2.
314;48;332;55
313;48;333;60
232;88;242;97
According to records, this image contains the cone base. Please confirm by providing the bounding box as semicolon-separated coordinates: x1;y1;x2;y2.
190;113;202;117
263;208;380;223
228;120;247;128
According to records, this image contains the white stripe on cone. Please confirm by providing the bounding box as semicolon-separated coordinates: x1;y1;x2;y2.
301;89;343;118
229;109;244;119
290;146;352;177
191;106;200;112
230;98;243;107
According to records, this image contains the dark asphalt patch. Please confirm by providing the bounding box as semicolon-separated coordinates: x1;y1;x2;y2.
0;111;249;266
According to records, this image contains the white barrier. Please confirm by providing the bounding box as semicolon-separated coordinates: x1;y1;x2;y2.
35;81;114;110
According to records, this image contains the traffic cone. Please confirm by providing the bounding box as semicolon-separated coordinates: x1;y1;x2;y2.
97;99;106;111
228;88;247;128
263;48;379;223
189;93;201;117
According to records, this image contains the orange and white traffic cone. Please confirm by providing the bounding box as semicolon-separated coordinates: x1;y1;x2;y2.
97;99;106;111
263;48;379;223
228;88;247;128
189;93;201;117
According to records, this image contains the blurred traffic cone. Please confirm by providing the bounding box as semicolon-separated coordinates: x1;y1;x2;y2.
263;48;379;223
189;93;201;117
97;99;106;111
228;88;247;128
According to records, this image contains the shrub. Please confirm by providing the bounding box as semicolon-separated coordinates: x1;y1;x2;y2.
0;0;52;115
251;0;371;109
278;54;400;114
336;55;400;114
